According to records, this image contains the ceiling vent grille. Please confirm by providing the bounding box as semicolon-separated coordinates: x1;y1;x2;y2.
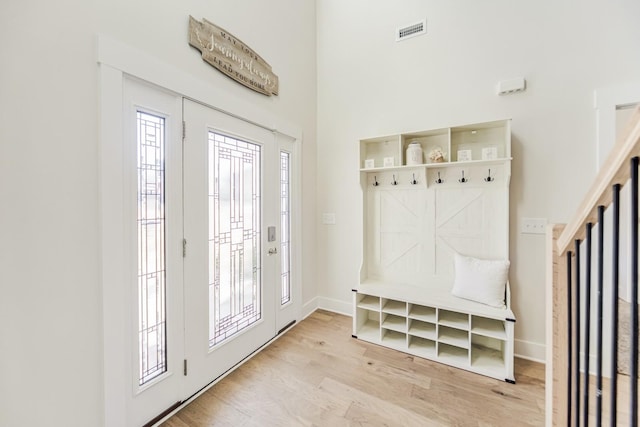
396;19;426;42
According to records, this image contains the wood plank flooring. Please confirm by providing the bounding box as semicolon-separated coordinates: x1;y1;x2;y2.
161;310;545;426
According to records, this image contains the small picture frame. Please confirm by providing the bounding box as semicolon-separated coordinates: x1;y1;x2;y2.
457;149;472;162
364;158;375;169
383;156;395;167
482;147;498;160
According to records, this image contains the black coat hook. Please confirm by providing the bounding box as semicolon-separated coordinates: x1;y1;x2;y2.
391;174;398;185
435;172;443;184
484;169;494;182
410;173;417;185
373;176;379;186
458;170;468;183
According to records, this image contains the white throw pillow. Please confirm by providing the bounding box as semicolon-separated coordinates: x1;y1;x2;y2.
451;253;510;308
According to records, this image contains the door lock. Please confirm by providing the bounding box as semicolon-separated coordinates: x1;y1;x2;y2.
268;247;278;255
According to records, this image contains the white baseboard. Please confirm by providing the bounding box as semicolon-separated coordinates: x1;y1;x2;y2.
515;339;546;363
301;297;319;320
316;296;352;316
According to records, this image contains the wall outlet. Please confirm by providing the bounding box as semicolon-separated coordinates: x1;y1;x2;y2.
521;217;547;234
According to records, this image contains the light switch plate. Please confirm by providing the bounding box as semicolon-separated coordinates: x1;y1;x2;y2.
322;213;336;225
521;217;547;234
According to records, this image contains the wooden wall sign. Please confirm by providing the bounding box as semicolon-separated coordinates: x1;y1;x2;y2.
188;16;279;96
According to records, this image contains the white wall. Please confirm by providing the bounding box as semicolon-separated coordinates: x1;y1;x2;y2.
0;1;316;426
316;0;640;361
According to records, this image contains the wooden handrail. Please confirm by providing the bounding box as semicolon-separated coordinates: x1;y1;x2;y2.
557;105;640;255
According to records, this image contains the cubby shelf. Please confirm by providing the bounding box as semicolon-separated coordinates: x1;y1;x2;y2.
353;288;515;382
355;119;515;383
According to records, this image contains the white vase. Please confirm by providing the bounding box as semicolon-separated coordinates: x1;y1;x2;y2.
406;142;423;165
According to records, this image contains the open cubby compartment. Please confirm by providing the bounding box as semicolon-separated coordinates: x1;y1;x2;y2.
381;312;407;333
381;298;406;315
355;307;380;343
408;303;436;323
408;318;436;341
360;135;402;169
357;293;380;311
438;325;469;349
471;316;507;340
401;128;450;165
381;328;406;349
438;309;469;330
438;342;469;366
408;335;436;358
470;334;505;374
450;120;510;162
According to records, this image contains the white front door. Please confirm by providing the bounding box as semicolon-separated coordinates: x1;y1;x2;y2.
109;81;300;426
182;99;296;395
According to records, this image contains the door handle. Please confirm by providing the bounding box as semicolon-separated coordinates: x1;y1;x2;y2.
268;247;278;256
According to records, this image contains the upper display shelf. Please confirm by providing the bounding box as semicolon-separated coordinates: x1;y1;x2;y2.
359;119;511;170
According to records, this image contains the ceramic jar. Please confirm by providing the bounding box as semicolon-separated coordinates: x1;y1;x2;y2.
406;141;423;165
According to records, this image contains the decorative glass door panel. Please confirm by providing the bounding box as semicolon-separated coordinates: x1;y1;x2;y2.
136;111;167;385
209;132;262;347
280;151;291;305
183;99;281;396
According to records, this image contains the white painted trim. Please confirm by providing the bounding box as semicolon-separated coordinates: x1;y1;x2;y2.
97;35;302;142
594;82;640;169
100;63;127;427
514;339;546;364
317;296;352;317
301;297;319;320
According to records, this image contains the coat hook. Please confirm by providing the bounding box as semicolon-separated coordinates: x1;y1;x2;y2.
391;174;398;185
458;170;468;183
373;176;379;186
410;173;417;185
484;168;494;182
435;171;443;184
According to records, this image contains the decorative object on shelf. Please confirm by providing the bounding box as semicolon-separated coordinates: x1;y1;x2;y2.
188;16;279;96
457;149;472;162
484;169;494;182
364;159;375;169
435;171;443;184
410;173;418;185
458;170;468;183
482;146;498;160
429;147;446;163
383;156;395;167
406;141;424;165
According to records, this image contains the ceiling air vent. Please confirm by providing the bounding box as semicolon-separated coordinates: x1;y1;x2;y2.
396;19;426;42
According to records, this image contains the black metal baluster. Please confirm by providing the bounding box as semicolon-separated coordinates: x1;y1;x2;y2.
631;157;639;427
568;250;574;426
575;239;581;427
583;223;593;426
596;206;605;427
611;184;621;426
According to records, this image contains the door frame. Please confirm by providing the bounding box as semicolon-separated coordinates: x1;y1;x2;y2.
99;35;303;427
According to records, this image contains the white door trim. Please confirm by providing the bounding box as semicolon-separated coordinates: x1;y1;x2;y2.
594;82;640;169
99;36;303;427
97;35;301;140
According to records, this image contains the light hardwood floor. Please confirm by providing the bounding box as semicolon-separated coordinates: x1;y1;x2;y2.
161;310;545;426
